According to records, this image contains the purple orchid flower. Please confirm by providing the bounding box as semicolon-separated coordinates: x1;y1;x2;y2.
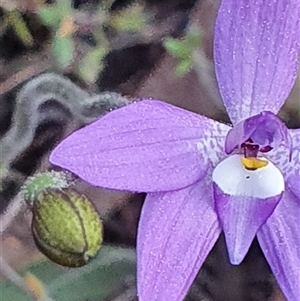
50;0;300;300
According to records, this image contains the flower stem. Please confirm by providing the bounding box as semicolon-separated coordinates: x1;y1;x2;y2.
0;256;55;301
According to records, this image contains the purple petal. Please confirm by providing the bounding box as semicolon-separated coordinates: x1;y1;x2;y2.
257;191;300;301
137;178;221;301
289;172;300;197
50;100;229;192
287;129;300;200
266;128;300;183
213;183;282;265
225;111;291;154
288;172;300;201
214;0;300;124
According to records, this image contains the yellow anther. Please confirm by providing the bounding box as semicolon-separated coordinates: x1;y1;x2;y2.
241;157;268;170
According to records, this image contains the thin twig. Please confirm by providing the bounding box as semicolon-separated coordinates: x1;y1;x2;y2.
0;191;26;235
0;256;55;301
0;256;28;290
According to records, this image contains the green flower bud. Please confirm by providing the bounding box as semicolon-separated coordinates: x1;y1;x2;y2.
31;188;103;267
23;170;74;207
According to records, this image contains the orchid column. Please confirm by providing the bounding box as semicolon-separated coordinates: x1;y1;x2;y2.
50;0;300;300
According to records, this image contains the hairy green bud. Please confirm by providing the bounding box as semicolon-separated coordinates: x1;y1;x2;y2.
31;188;103;267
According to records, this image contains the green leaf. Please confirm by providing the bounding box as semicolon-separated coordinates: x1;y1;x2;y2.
164;30;201;76
56;0;73;15
0;246;136;301
38;0;72;28
163;38;190;58
38;6;63;27
52;34;74;67
164;30;201;60
175;58;193;76
9;10;34;47
78;47;108;83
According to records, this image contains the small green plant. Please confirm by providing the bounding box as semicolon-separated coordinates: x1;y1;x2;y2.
164;28;201;76
37;0;149;83
0;8;34;47
38;0;75;67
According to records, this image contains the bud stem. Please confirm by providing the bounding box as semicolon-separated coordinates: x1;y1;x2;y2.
0;256;55;301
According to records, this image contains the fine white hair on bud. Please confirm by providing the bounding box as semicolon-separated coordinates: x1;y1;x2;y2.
22;170;74;206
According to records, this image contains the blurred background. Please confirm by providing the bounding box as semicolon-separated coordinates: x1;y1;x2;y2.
0;0;299;300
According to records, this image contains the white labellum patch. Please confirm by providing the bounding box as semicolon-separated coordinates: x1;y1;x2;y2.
212;154;285;198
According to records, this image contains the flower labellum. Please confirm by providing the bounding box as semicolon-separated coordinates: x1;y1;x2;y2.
212;154;285;264
50;0;300;300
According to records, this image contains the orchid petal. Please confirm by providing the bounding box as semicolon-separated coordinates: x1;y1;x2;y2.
50;100;229;192
288;129;300;200
288;172;300;201
257;191;300;301
212;154;285;264
137;179;221;301
213;183;282;265
214;0;300;124
267;128;300;186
